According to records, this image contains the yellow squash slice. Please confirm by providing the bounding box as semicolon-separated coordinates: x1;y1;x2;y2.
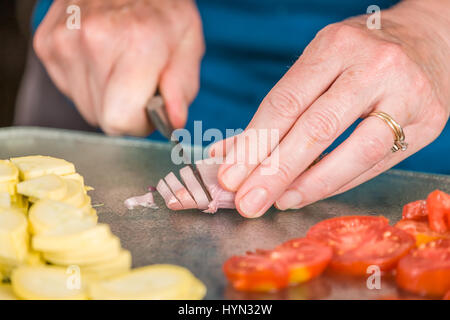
44;236;122;266
0;208;28;263
62;173;85;186
187;277;207;300
88;264;200;300
0;180;17;196
33;221;111;253
60;178;86;207
0;284;18;300
17;174;68;201
29;199;96;235
81;250;132;281
0;160;19;183
82;250;132;273
11;266;87;300
11;155;75;180
0;192;11;208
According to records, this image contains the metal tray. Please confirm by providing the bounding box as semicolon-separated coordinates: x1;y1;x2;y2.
1;127;449;300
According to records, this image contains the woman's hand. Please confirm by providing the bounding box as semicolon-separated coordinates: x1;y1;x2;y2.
212;0;450;218
34;0;204;136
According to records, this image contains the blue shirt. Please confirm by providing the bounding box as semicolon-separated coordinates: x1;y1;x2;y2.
33;0;449;174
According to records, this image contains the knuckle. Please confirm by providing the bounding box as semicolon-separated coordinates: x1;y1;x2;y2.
51;26;72;57
359;135;389;166
265;87;305;120
374;43;408;69
33;27;49;60
101;110;129;135
81;17;110;51
312;174;333;196
303;109;341;144
320;23;361;45
270;161;294;186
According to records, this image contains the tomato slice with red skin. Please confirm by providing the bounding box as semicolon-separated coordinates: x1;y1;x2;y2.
395;219;450;246
444;291;450;300
427;190;450;233
223;254;289;292
402;200;428;221
396;239;450;297
307;216;415;276
273;238;332;284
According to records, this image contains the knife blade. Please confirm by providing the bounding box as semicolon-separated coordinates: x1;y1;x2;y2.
146;95;213;202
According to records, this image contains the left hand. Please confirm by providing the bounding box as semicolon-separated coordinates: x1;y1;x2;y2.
211;1;450;218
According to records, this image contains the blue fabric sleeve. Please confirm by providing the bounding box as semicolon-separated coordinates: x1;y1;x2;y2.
31;0;449;174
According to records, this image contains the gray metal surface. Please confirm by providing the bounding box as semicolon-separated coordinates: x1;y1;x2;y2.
1;127;449;300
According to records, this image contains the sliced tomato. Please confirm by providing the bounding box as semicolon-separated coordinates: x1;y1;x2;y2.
223;254;289;292
402;200;428;221
272;238;332;284
395;219;450;246
307;216;415;276
444;291;450;300
396;239;450;297
427;190;450;233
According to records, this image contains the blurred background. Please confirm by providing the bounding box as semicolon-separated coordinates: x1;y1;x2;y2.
0;0;34;128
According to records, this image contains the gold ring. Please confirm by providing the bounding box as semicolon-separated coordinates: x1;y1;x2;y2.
367;111;408;153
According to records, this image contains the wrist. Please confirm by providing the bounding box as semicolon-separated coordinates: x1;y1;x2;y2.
382;1;450;110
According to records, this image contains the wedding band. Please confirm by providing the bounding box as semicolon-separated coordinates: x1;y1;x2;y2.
367;111;408;153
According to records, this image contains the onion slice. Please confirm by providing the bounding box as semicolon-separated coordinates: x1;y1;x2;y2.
156;179;183;211
196;159;236;213
164;172;197;209
124;192;158;210
179;166;210;210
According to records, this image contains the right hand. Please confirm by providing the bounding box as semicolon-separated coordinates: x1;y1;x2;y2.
34;0;205;136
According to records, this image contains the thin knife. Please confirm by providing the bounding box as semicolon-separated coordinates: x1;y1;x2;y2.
146;94;213;202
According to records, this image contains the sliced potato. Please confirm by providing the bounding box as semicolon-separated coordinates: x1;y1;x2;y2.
0;160;19;183
17;174;68;201
33;222;111;252
0;208;28;263
29;199;95;235
0;284;18;300
88;264;197;300
11;155;75;180
12;266;87;300
44;236;122;266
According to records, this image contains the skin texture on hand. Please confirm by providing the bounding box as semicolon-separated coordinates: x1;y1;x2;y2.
212;0;450;218
34;0;205;136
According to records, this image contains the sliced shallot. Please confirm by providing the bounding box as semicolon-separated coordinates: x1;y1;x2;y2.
196;159;236;213
124;192;158;210
179;166;210;210
156;179;183;210
164;172;197;209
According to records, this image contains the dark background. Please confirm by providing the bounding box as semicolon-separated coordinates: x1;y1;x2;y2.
0;0;35;127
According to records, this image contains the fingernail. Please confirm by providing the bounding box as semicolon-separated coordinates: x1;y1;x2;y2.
239;187;268;218
221;164;248;191
276;189;303;211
